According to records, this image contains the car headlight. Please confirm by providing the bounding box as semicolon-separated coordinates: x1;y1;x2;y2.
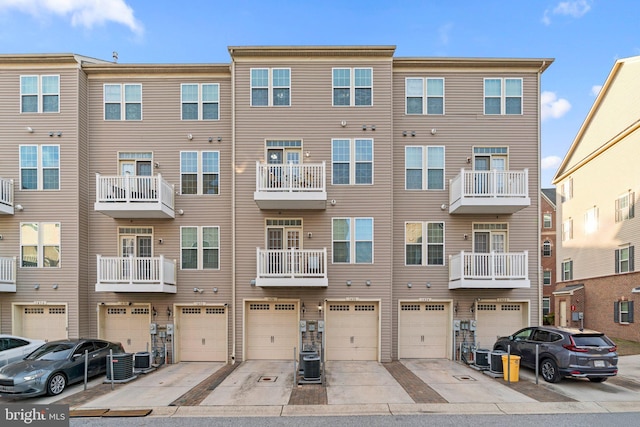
23;370;45;381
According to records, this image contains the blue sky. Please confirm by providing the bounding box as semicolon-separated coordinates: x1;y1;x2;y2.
1;0;638;188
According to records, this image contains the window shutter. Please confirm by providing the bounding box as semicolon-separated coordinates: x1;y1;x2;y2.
629;301;634;323
630;246;635;272
615;198;621;222
614;301;619;323
615;249;620;273
631;192;635;219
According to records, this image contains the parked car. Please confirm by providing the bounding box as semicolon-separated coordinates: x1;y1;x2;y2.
493;326;618;383
0;335;46;367
0;338;125;397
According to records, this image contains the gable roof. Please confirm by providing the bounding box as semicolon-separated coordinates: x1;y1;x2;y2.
541;188;556;207
552;56;640;184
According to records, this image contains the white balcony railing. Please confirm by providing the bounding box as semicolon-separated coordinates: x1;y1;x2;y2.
94;173;175;218
256;162;326;192
96;255;176;293
449;169;529;214
255;248;328;287
0;178;14;215
0;257;17;291
449;251;530;289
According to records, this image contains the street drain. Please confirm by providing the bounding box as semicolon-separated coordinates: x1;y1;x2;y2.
258;376;278;382
453;375;476;381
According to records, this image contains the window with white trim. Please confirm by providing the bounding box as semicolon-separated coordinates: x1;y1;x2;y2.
542;297;550;316
405;222;445;266
333;68;372;106
405;77;444;114
616;191;635;222
584;206;598;234
251;68;290;106
181;226;219;269
104;84;142;120
19;145;59;190
180;151;219;195
561;178;573;202
561;259;573;281
181;83;219;120
615;245;634;274
542;240;552;257
543;212;552;228
332;139;373;185
332;218;373;264
484;78;522;115
543;270;551;285
562;218;573;241
21;75;59;113
405;146;445;190
20;222;60;268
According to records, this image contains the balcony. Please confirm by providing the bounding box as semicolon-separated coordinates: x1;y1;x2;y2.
448;251;530;289
0;257;16;292
254;162;327;210
255;248;328;287
96;255;177;293
448;169;530;214
94;173;175;219
0;178;14;215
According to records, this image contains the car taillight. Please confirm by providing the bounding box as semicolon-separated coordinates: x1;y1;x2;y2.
608;345;617;353
564;336;589;353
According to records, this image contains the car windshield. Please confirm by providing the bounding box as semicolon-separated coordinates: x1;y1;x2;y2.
572;335;610;347
26;343;74;361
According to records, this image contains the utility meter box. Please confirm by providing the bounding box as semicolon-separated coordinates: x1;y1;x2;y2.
150;323;157;335
166;324;174;335
307;321;316;332
470;320;477;331
453;319;461;331
317;320;325;332
299;320;307;332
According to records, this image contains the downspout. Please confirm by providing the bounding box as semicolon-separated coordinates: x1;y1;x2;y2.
230;55;237;364
537;61;545;326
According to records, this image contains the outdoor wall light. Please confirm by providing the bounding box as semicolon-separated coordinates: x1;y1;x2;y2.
250;279;256;286
317;301;323;312
213;287;218;293
26;127;34;133
152;306;157;317
426;282;431;288
52;284;58;290
187;134;193;140
365;280;371;286
34;284;40;290
346;280;352;286
167;307;172;317
407;282;412;288
193;287;203;293
15;205;23;211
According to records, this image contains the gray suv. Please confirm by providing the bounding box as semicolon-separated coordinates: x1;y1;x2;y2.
493;326;618;383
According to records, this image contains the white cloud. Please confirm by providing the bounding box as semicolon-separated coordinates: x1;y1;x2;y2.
553;0;592;18
542;1;591;25
0;0;143;34
541;155;562;170
591;85;602;96
541;91;571;121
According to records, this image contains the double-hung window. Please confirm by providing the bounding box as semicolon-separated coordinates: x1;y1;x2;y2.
543;213;552;228
615;300;634;324
104;84;142;120
332;68;372;106
543;270;551;285
616;192;635;222
20;222;60;268
19;145;60;190
332;139;373;185
181;226;219;269
615;245;634;273
20;75;59;113
251;68;290;106
332;218;373;263
181;83;219;120
484;78;522;115
542;240;552;257
405;222;445;266
405;146;445;190
561;259;573;281
180;151;220;195
405;78;444;114
562;218;573;241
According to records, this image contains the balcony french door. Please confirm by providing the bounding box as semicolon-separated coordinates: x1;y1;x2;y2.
267;226;301;275
473;230;507;277
120;234;152;280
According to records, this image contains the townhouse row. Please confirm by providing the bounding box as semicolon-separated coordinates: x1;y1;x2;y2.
0;46;552;363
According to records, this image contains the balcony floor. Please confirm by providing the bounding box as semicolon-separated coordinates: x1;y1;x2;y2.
448;279;530;289
95;283;177;293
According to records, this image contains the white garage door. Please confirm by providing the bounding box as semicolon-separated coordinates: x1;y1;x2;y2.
100;305;151;353
177;306;227;362
325;302;378;361
476;302;527;349
18;305;67;341
245;301;298;360
399;302;450;359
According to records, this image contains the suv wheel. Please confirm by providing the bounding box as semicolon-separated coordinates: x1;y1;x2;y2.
541;358;561;383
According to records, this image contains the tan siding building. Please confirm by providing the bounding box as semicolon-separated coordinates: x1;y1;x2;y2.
0;46;552;364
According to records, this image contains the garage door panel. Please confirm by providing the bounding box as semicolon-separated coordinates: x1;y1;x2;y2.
246;302;298;360
399;302;449;359
476;303;525;349
326;303;378;361
178;306;227;362
20;306;67;341
101;306;150;353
